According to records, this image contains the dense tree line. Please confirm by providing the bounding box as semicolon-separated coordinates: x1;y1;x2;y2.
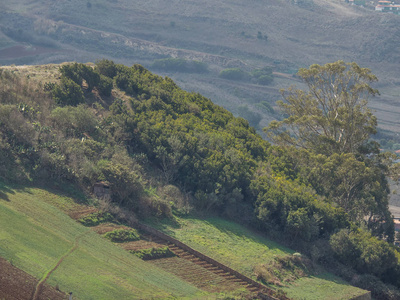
0;60;399;298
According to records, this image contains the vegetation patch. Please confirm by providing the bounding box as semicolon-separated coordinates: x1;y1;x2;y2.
254;254;315;286
219;66;273;85
131;246;175;260
103;228;140;243
151;58;208;73
79;212;114;227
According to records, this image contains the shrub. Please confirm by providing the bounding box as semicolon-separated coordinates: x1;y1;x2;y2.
151;58;208;73
103;228;140;242
219;68;250;81
98;75;113;96
237;105;262;128
50;105;99;137
52;77;85;106
79;212;114;226
95;59;117;78
330;229;397;277
130;247;175;260
351;274;400;300
251;66;273;85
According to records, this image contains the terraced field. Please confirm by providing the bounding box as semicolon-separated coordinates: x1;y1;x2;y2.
151;257;246;293
148;216;369;300
80;219;275;298
0;181;370;299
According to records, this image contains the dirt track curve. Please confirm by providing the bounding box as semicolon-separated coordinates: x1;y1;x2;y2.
31;231;89;300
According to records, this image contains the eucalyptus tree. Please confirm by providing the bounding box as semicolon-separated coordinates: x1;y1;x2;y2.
265;61;394;240
266;61;378;155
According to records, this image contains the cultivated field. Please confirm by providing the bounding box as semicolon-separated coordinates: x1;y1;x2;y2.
0;182;203;299
149;216;368;300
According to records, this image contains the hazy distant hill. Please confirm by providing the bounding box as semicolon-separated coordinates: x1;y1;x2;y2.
1;0;400;138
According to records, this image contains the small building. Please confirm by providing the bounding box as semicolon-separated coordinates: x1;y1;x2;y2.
378;0;392;4
375;2;400;13
395;219;400;231
348;0;366;5
93;181;111;201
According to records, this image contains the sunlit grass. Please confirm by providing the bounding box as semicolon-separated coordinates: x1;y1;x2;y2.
0;183;202;299
150;216;367;300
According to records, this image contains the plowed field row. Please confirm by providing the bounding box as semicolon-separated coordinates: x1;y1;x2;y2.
136;233;275;298
150;256;246;293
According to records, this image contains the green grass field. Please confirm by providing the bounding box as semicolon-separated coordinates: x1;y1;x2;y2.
0;183;203;299
149;216;368;300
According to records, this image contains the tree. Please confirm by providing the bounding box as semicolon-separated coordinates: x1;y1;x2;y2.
219;68;250;81
78;64;100;92
95;59;117;78
266;61;378;155
52;77;85;106
98;75;113;96
330;229;397;277
265;61;395;240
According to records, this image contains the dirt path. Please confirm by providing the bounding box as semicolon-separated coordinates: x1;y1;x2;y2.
31;231;89;300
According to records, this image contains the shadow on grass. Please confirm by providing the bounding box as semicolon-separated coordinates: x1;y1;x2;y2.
35;179;91;205
0;180;33;202
0;190;11;201
143;216;183;236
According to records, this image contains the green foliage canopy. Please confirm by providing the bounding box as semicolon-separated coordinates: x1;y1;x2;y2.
266;61;378;155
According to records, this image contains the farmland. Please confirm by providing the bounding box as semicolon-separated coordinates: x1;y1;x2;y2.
0;179;368;299
148;216;368;300
0;182;203;299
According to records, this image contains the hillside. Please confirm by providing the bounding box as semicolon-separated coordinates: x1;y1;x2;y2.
0;182;203;299
0;181;368;300
1;0;400;142
147;216;367;300
0;61;399;299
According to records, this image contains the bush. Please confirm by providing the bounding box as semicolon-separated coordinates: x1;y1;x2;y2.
103;228;140;242
52;77;85;106
151;58;208;73
60;63;100;92
95;59;118;78
352;274;400;300
330;229;397;277
79;212;114;226
251;66;273;85
130;247;175;260
98;75;113;96
60;63;82;86
237;105;262;128
219;68;250;81
50;105;99;137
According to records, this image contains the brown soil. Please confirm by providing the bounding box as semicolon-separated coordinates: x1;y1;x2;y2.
68;207;98;220
150;256;248;293
0;257;66;300
120;240;166;251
